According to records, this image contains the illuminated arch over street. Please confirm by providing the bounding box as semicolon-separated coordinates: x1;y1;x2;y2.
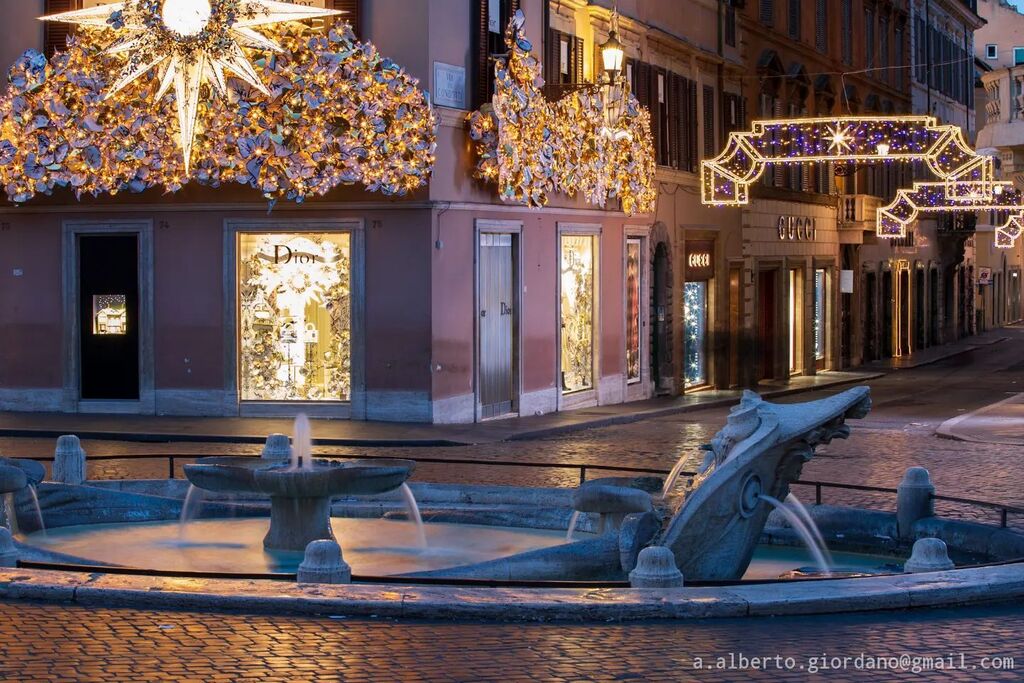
701;116;994;206
876;181;1023;247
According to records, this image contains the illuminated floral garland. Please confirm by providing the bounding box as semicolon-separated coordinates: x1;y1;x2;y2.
0;17;436;204
468;11;656;216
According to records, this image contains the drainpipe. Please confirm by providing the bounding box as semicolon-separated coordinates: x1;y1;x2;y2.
926;0;932;116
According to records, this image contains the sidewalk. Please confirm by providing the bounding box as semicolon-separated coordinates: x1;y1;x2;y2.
863;330;1009;370
937;392;1024;446
0;371;880;447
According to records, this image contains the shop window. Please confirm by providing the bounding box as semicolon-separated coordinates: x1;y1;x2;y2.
683;282;708;388
625;239;642;384
92;295;127;336
560;235;595;394
238;233;352;402
788;269;803;374
813;268;828;362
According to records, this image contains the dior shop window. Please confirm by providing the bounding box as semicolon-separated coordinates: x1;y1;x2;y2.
559;231;598;401
238;232;352;403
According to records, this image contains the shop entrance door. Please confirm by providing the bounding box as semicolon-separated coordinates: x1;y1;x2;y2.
881;271;893;358
478;233;518;419
898;268;912;356
652;244;671;393
757;270;776;381
79;235;140;400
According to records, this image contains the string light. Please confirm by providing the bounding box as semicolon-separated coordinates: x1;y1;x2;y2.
0;9;437;204
877;181;1024;242
701;116;994;206
468;10;656;216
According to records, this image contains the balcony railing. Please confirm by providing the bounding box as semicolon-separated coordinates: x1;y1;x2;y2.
841;194;884;225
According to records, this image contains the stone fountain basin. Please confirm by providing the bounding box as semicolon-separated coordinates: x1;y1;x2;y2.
184;457;415;498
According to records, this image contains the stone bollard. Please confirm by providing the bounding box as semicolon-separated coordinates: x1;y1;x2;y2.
297;539;351;584
904;538;955;573
629;546;684;588
262;433;292;460
897;467;935;540
0;527;15;567
53;435;87;485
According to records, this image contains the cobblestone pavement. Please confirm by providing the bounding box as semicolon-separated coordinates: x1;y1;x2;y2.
0;601;1020;682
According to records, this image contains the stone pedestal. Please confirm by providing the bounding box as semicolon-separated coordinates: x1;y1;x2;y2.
297;539;351;584
897;467;935;540
905;538;955;573
629;546;684;588
263;496;334;552
53;435;86;485
262;434;291;460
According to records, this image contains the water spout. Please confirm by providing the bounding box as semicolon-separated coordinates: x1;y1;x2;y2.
760;495;831;576
3;493;18;536
785;493;833;568
27;485;45;537
178;484;204;538
566;510;581;542
660;457;690;499
291;414;314;472
399;483;427;548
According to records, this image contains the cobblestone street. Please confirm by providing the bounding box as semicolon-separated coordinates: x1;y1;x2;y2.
0;601;1020;682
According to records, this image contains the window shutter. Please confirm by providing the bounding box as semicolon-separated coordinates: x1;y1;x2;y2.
788;0;800;40
473;0;489;108
331;0;360;38
574;36;585;84
815;0;828;53
760;0;774;26
688;81;698;172
668;74;681;169
44;0;79;57
635;61;651;111
841;0;852;64
703;85;715;161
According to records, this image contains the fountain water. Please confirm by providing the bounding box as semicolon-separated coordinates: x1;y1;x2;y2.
785;492;832;567
26;485;46;537
291;414;314;471
178;485;204;537
760;495;831;575
660;457;691;499
399;483;427;548
565;510;581;542
3;493;17;535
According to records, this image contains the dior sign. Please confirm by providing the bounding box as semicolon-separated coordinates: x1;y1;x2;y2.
777;216;817;241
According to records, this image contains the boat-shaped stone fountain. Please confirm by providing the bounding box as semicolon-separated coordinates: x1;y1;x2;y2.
183;416;415;551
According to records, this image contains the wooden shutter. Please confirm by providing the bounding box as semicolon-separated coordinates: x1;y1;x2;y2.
473;0;489;108
668;74;681;169
815;0;828;53
760;0;774;26
44;0;79;57
687;80;698;172
331;0;360;38
635;61;651;110
788;0;800;40
703;85;715;159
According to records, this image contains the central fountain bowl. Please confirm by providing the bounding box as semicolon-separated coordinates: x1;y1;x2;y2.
184;457;415;552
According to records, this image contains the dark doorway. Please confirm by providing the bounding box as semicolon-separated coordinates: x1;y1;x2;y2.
79;234;140;400
652;243;671;393
929;268;940;345
899;268;912;356
728;267;741;387
881;270;893;358
864;272;877;361
757;270;776;380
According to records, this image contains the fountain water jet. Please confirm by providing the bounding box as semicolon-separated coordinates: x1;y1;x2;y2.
660;457;690;499
26;485;46;537
291;414;314;471
399;484;427;548
760;495;831;575
178;484;204;537
566;510;581;542
2;493;17;535
785;492;832;567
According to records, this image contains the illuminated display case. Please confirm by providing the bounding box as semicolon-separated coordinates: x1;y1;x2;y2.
238;233;351;402
560;235;595;394
92;295;127;336
683;282;707;388
814;269;828;362
625;239;642;384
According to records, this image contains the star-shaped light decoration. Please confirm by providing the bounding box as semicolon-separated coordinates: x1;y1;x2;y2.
42;0;340;173
826;123;855;155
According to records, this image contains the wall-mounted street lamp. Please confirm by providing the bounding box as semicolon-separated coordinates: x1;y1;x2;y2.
599;9;630;140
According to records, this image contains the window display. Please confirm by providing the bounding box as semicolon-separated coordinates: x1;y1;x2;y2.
560;234;595;394
626;239;642;383
93;295;127;335
239;233;351;402
683;282;708;387
814;268;827;361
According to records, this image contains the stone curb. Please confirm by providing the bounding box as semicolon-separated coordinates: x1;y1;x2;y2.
1;562;1021;621
0;373;882;447
936;392;1024;446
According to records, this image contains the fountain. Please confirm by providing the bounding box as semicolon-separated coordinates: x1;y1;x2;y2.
183;416;416;551
759;495;831;575
0;456;46;534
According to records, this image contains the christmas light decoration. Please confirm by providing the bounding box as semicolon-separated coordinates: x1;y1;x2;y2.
44;0;341;173
702;116;994;206
0;8;436;204
682;281;707;388
469;10;656;216
876;180;1024;244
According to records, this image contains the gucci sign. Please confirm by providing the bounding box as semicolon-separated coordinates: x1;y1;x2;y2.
778;216;817;241
688;252;711;269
